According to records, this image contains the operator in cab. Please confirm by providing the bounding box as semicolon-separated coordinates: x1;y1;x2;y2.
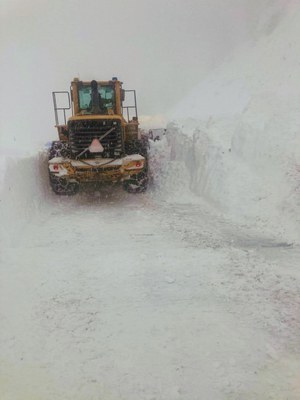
89;80;105;114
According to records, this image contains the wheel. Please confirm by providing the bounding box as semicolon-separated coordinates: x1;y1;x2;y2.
125;139;149;158
123;170;148;193
124;139;149;193
48;141;70;160
49;173;79;196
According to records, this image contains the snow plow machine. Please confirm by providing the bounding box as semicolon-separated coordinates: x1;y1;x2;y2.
48;77;148;195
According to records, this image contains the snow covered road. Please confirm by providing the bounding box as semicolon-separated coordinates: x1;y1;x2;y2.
1;167;299;399
2;2;300;399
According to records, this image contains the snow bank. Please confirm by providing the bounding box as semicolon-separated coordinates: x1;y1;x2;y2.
0;152;52;246
152;4;300;242
153;121;299;241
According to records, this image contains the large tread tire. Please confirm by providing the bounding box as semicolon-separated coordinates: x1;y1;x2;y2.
48;141;70;160
123;170;148;193
48;141;77;195
49;173;79;196
125;138;149;158
124;139;149;193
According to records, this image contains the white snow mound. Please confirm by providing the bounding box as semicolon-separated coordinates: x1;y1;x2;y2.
0;152;52;246
153;4;300;242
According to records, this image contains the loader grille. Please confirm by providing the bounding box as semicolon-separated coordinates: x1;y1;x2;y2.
68;119;123;158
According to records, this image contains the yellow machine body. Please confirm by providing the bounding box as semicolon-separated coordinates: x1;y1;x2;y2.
49;78;148;195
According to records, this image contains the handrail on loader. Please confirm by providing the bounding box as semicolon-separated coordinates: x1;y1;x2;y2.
52;91;71;125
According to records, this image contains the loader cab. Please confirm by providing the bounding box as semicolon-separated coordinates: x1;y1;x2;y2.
77;82;116;115
52;77;139;142
71;78;124;117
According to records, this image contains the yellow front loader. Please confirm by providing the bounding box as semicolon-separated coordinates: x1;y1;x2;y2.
48;77;148;195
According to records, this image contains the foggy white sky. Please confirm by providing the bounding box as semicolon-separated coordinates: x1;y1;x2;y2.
0;0;289;151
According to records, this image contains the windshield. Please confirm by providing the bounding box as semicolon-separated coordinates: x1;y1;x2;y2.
78;85;115;114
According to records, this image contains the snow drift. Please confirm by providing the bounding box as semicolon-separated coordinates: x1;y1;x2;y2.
151;3;300;242
0;152;52;247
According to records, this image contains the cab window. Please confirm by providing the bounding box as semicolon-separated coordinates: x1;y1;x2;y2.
78;85;115;113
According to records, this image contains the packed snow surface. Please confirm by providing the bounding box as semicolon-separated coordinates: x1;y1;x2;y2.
0;153;300;400
1;4;300;400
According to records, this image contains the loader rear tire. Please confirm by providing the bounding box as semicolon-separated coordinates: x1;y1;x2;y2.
123;170;148;193
48;141;70;160
125;139;149;158
49;174;79;196
124;139;149;193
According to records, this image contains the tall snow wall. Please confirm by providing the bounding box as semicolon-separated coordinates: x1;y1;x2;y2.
153;4;300;242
